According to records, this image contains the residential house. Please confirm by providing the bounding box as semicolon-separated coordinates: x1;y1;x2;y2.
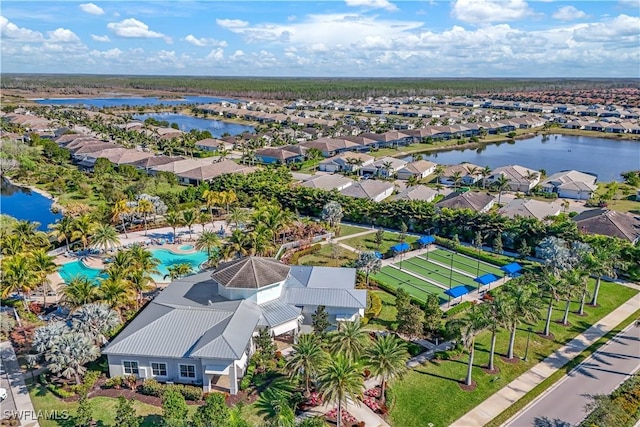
255;146;306;164
195;138;235;153
131;156;184;173
396;160;437;181
394;185;438;202
301;174;355;192
149;158;216;176
540;170;598;200
436;191;496;213
103;257;366;395
318;152;374;174
340;180;395;202
440;163;484;186
175;161;256;185
486;165;541;193
299;138;360;157
573;209;640;243
498;199;562;220
361;157;408;178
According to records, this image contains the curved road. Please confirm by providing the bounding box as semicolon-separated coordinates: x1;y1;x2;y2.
505;322;640;427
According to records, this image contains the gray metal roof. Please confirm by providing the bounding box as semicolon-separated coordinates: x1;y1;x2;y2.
285;288;367;309
212;257;291;289
258;299;302;327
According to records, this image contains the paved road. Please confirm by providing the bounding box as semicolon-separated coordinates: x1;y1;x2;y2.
0;344;18;415
505;322;640;427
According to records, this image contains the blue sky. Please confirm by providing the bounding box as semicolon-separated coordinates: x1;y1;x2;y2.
1;1;639;77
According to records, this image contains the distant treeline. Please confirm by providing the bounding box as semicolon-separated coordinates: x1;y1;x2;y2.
2;74;639;100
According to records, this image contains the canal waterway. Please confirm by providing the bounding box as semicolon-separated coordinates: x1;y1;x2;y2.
34;95;238;108
133;113;254;137
410;134;639;182
1;178;62;231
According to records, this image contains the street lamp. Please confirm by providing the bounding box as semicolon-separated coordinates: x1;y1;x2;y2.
523;327;533;362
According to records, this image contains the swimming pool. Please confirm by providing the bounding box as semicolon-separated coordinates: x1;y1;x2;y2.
58;249;209;284
178;244;195;251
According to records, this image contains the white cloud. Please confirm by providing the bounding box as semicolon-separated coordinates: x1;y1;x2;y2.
91;34;111;42
552;6;587;21
572;14;640;42
0;16;43;42
184;34;227;47
79;3;105;15
107;18;166;39
47;28;80;43
231;50;245;59
216;19;249;29
345;0;398;12
617;0;640;7
90;48;122;59
206;48;224;60
452;0;533;23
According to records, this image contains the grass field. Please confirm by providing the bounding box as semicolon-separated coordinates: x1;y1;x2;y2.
388;280;638;427
297;243;358;267
427;248;505;277
371;266;448;304
335;224;372;238
341;231;418;254
401;257;478;290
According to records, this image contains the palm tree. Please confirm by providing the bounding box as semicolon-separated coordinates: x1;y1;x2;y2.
61;276;100;309
128;244;160;304
49;215;76;251
586;242;619;307
363;334;408;404
30;249;57;308
494;175;510;205
99;273;134;314
165;211;182;242
503;279;541;360
285;334;327;395
449;304;487;386
481;294;510;372
71;303;121;345
381;161;393;178
1;254;38;307
196;230;221;261
434;164;445;184
317;354;364;427
451;171;463;190
45;331;100;384
72;215;97;250
164;263;194;281
198;212;210;233
137;198;155;235
560;269;584;324
481;166;492;189
182;209;196;240
202;189;220;223
227;207;249;230
539;271;563;337
13;220;49;250
111;199;131;238
90;224;120;253
329;320;370;361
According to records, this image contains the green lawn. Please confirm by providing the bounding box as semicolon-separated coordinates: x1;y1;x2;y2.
371;266;448;304
341;232;418;254
28;383;176;427
335;224;373;238
388;280;638;427
297;243;358;267
366;290;398;331
426;249;505;277
401;257;478;290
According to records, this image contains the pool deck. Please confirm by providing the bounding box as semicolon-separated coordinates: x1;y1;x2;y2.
38;220;231;303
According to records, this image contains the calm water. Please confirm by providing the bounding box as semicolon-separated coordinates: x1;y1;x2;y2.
34;95;238;108
0;179;62;230
58;249;208;284
413;134;640;182
133;113;254;137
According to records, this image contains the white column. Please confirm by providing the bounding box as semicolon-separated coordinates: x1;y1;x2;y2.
229;363;238;395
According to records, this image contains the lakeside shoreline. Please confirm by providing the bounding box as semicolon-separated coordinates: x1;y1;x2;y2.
2;175;65;215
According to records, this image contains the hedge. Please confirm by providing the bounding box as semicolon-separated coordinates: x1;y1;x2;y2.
442;301;474;318
435;236;510;267
290;243;322;264
580;374;640;427
46;384;75;399
138;379;203;401
364;293;383;321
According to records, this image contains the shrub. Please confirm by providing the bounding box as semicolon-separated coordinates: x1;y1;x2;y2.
239;376;251;391
179;384;204;401
385;386;397;411
364;293;383;321
435;236;509;267
104;376;125;389
442;301;474;318
46;383;75;398
140;378;164;397
289;244;322;264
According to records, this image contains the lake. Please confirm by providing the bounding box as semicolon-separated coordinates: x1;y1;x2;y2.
133;113;254;137
34;95;238;108
1;178;62;231
411;134;639;182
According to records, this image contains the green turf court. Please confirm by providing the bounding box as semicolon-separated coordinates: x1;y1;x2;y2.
371;266;448;304
426;248;505;277
401;257;478;290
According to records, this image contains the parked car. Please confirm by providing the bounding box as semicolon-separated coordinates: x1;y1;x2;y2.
0;387;7;401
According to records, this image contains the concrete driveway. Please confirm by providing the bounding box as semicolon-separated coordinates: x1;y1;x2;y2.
505;322;640;427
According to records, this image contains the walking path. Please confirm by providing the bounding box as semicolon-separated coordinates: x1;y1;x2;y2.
407;340;454;368
504;320;640;426
298;398;390;427
1;341;40;427
450;290;640;427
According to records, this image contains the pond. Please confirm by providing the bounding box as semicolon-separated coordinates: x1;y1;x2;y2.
410;134;639;182
133;113;254;138
33;95;239;108
0;178;62;231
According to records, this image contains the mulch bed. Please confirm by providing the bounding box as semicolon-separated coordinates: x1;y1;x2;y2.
482;367;500;375
555;320;572;327
500;356;521;364
537;332;555;341
458;380;477;391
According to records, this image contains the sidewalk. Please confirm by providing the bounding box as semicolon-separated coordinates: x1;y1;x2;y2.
450;291;640;427
1;341;40;427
